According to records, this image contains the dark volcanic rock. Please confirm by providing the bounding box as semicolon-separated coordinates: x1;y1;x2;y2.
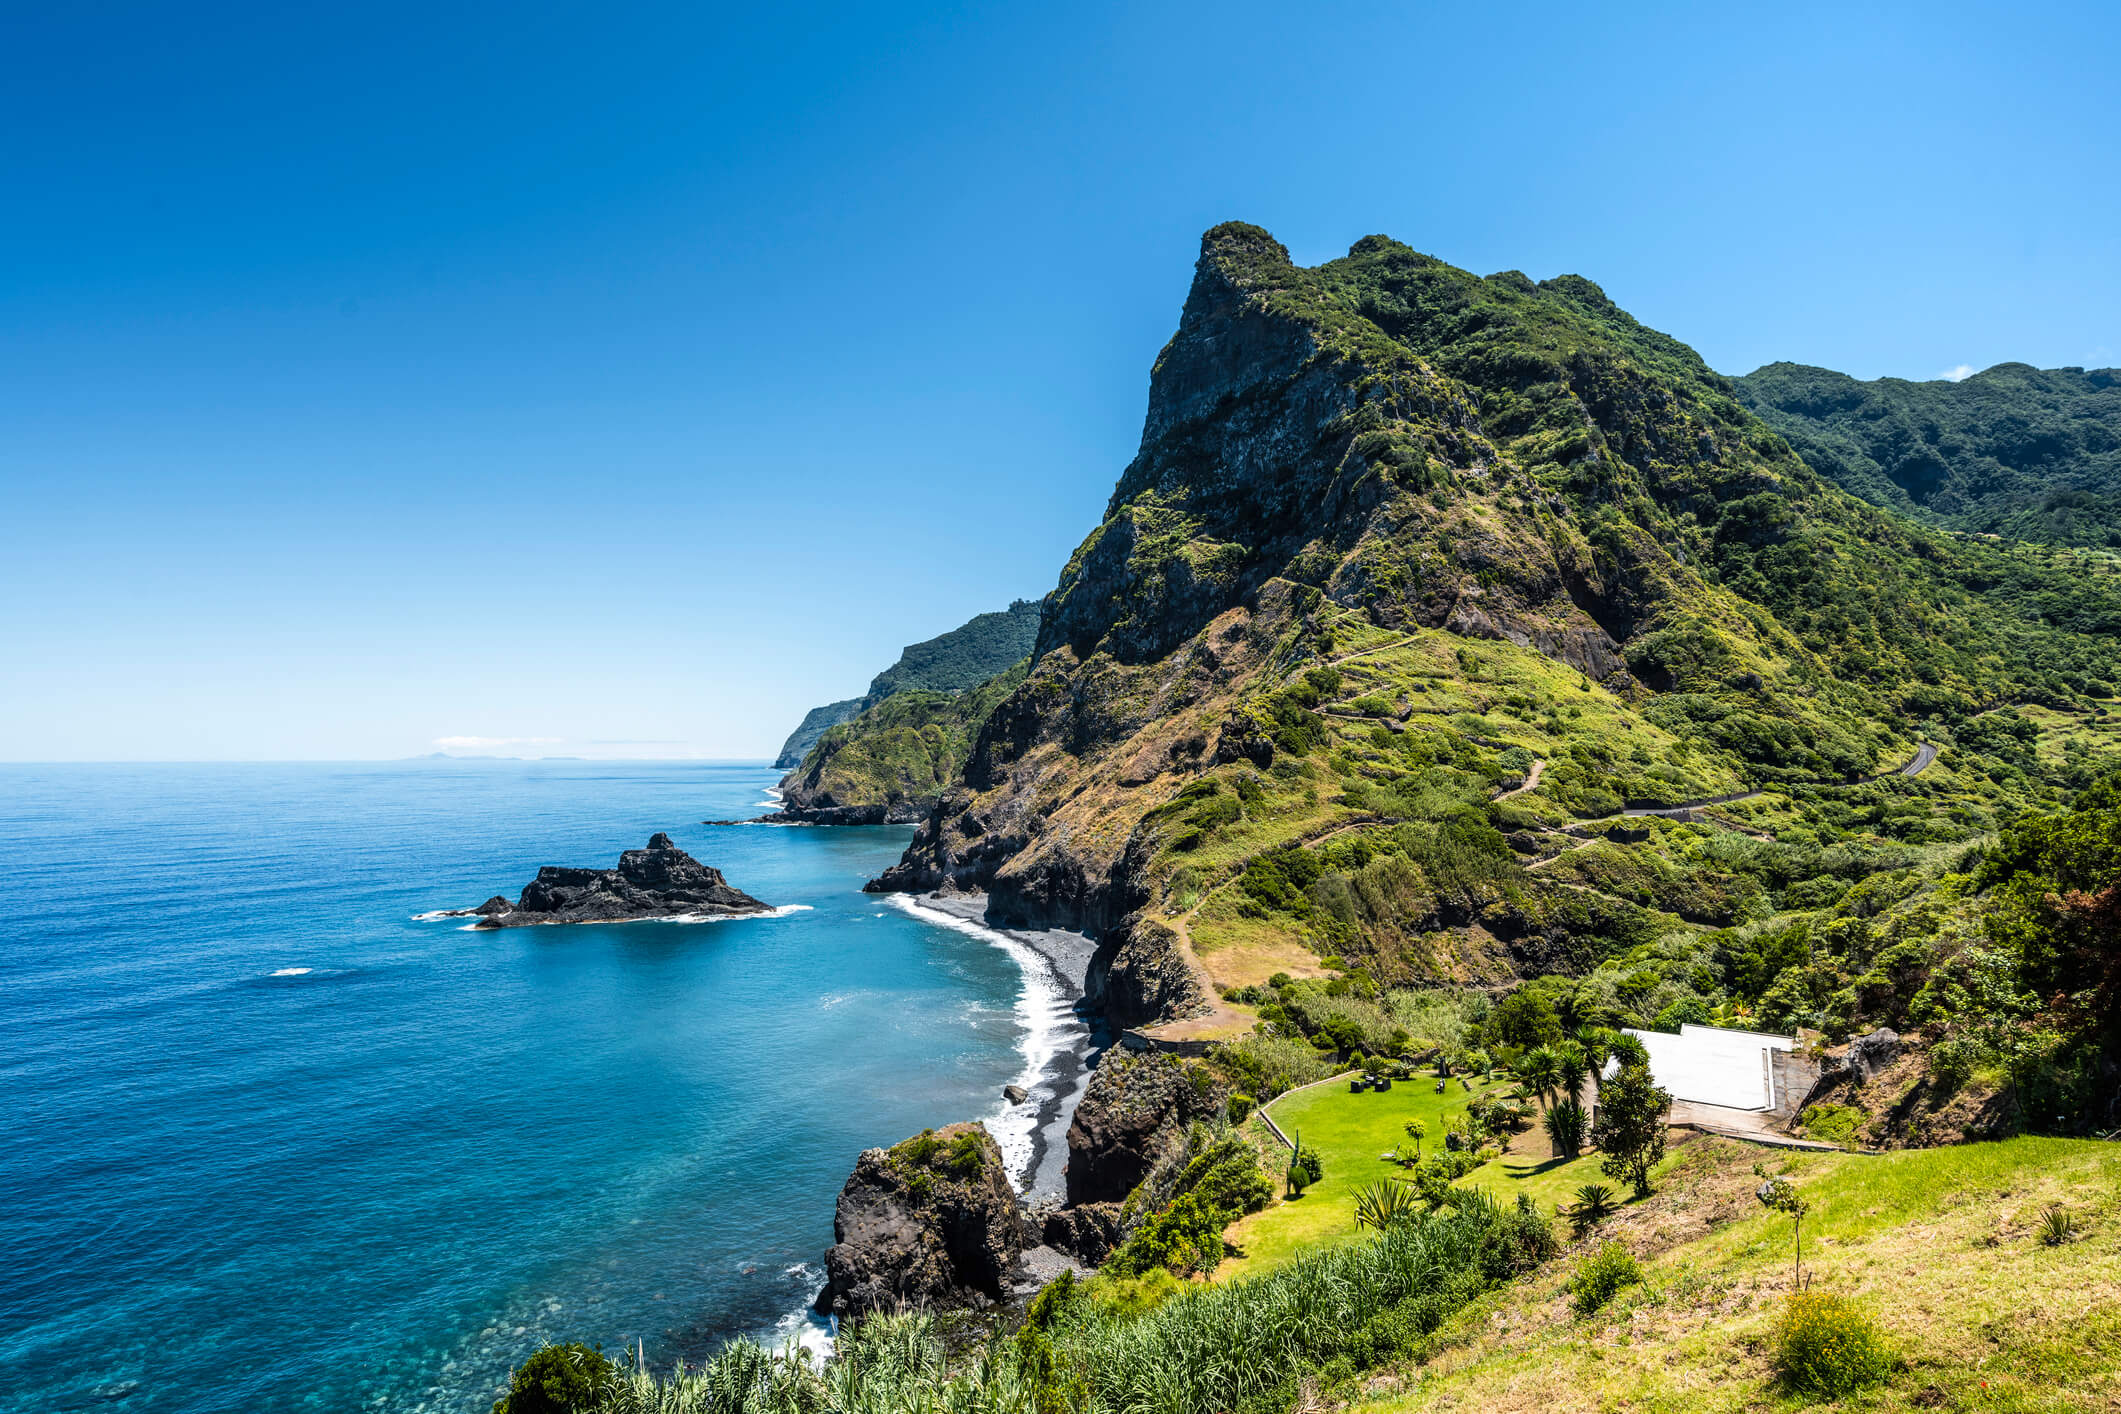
1040;1201;1125;1265
1063;1050;1226;1206
816;1123;1024;1319
472;834;771;927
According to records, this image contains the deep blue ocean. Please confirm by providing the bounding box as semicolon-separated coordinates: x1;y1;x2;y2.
0;761;1042;1414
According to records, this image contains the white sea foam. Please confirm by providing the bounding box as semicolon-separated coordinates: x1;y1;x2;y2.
882;894;1084;1193
412;907;479;921
659;903;813;924
269;967;313;976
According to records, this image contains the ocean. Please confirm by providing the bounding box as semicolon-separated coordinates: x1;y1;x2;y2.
0;761;1090;1414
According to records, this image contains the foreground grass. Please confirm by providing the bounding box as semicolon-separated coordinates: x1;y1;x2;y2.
1221;1074;1507;1279
1358;1135;2121;1414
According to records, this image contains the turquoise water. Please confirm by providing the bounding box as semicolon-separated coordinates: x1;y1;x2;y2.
0;761;1035;1413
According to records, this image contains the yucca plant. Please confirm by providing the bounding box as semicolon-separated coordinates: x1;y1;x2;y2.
1543;1098;1587;1158
1353;1178;1419;1230
2039;1204;2077;1246
1567;1182;1618;1240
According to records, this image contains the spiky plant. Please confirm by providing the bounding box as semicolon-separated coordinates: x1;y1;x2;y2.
1567;1182;1618;1240
1353;1179;1419;1230
2039;1204;2078;1246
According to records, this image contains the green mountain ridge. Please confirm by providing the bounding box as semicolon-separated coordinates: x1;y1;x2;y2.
1735;359;2121;547
772;599;1042;768
820;223;2121;1127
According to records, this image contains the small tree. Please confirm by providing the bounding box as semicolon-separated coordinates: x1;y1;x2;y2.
1284;1129;1323;1197
1402;1117;1427;1161
1590;1049;1670;1198
1755;1167;1811;1290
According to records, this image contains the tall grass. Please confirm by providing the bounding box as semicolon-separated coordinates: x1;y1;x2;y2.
587;1203;1508;1414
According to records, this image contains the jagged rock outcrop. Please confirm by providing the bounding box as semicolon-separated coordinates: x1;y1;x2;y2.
815;1123;1024;1318
1039;1202;1125;1265
1063;1051;1227;1205
470;834;770;927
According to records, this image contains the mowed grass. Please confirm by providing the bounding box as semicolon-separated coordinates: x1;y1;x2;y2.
1359;1134;2121;1414
1219;1072;1508;1279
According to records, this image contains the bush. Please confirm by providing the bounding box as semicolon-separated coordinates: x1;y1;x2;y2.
1797;1103;1863;1147
493;1344;615;1414
1569;1241;1641;1314
1772;1291;1892;1395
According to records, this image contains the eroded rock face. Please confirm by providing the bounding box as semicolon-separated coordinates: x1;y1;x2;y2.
1063;1051;1226;1206
1040;1201;1125;1265
815;1123;1024;1319
472;834;770;927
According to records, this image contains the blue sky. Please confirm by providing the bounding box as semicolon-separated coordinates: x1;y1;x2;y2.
3;0;2116;760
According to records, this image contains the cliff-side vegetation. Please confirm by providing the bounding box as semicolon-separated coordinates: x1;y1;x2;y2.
1736;360;2121;547
773;600;1043;768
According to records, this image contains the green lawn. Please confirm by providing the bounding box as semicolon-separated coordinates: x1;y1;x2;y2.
1219;1072;1507;1279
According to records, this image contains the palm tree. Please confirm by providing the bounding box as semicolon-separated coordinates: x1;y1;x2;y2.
1518;1044;1562;1109
1554;1040;1589;1108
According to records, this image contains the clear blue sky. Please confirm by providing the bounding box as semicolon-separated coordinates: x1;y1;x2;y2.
4;0;2116;760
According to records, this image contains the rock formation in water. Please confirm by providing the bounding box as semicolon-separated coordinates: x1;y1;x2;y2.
471;834;770;927
814;1122;1025;1318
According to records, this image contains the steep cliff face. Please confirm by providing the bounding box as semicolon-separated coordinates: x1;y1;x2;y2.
1062;1050;1227;1205
871;224;2121;1027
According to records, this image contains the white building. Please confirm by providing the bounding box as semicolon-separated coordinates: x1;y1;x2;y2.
1619;1023;1795;1112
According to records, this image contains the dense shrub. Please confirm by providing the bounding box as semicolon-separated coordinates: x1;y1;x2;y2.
1569;1241;1641;1314
494;1344;616;1414
1772;1291;1893;1395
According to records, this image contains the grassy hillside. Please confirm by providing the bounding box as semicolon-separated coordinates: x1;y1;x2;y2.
1364;1134;2121;1414
1737;361;2121;548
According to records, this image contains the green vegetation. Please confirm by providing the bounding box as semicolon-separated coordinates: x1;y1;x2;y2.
1737;360;2121;547
773;598;1041;773
493;1343;617;1414
1221;1070;1509;1278
1771;1290;1894;1396
548;1199;1529;1414
1567;1241;1640;1315
1589;1038;1670;1198
780;659;1028;814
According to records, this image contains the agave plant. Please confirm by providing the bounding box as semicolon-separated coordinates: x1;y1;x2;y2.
1544;1098;1587;1158
1353;1178;1420;1230
2039;1204;2078;1246
1567;1182;1618;1240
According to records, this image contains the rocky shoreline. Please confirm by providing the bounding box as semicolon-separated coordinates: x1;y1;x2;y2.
887;891;1107;1197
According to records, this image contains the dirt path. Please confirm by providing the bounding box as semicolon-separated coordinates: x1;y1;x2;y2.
1524;832;1599;871
1494;757;1544;800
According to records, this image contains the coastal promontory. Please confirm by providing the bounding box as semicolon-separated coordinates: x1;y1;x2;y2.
814;1122;1025;1319
470;833;771;927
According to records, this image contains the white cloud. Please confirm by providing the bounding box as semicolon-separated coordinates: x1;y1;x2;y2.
433;735;563;750
1939;364;1976;382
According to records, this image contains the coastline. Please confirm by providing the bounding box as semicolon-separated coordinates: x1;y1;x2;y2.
881;891;1107;1197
